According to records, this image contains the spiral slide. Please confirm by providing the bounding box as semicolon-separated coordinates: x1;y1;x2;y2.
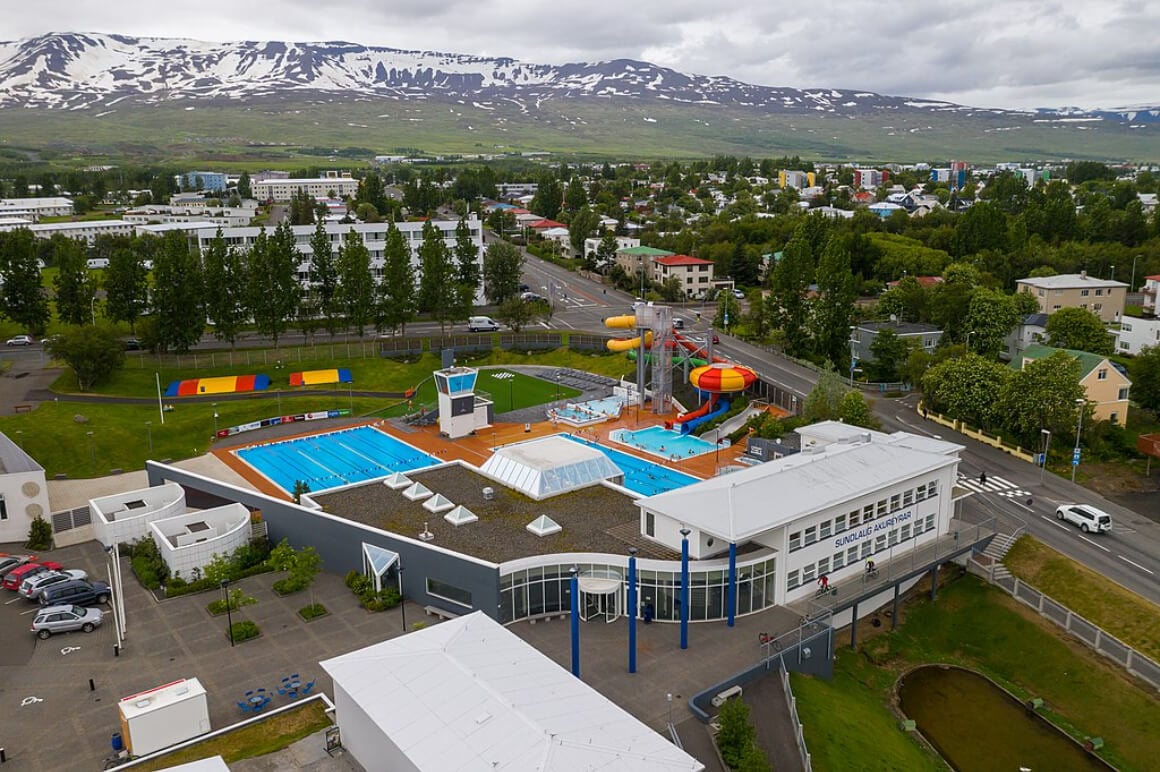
680;395;732;434
605;314;652;352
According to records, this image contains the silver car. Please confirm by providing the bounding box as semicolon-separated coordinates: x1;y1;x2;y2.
20;569;87;600
31;605;104;639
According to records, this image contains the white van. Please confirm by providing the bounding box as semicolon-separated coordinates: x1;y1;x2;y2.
1055;504;1112;533
86;258;110;270
468;316;500;333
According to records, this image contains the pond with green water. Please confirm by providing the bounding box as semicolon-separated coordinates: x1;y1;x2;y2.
899;665;1111;771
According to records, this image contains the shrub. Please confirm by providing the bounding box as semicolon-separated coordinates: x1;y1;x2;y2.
273;576;307;595
716;697;762;770
132;556;162;590
26;515;53;551
344;569;362;589
228;620;260;642
129;537;169;589
298;603;328;620
207;587;257;615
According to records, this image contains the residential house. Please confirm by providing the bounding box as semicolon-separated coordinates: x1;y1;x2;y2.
539;227;571;255
651;255;715;298
1013;344;1131;424
252;174;359;201
614;245;675;281
1115;316;1160;356
1003;313;1049;361
177;171;228;193
1140;274;1160;316
853;169;888;189
0;433;51;545
583;235;638;264
1139;193;1158;215
868;202;906;219
851;321;943;367
0;197;74;220
1015;272;1128;323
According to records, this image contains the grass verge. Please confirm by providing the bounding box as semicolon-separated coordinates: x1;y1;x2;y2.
130;699;331;771
792;576;1159;772
1004;535;1160;661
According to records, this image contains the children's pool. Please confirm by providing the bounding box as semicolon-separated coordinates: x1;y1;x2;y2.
610;425;718;460
560;434;700;496
550;396;625;426
236;425;438;494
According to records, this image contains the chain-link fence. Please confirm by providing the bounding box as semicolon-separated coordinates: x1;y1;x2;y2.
969;557;1160;690
125;341;386;370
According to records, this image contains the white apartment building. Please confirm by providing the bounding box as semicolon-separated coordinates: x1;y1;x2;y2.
195;217;485;302
651;254;715;297
1116;316;1160;355
122;205;256;228
25;219;135;244
582;235;638;260
253;176;360;201
0;197;74;220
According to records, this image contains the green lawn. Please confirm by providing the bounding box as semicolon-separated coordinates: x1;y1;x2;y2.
793;577;1159;772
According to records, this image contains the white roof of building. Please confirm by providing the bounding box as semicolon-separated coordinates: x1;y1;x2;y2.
1017;273;1128;289
638;440;958;542
480;436;623;500
159;756;230;772
137;221;220;234
320;612;704;772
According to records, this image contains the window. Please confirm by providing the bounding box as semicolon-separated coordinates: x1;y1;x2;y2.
833;551;845;570
0;494;5;521
1123;323;1133;332
927;481;938;498
801;564;816;582
1095;288;1104;296
835;514;847;533
847;546;860;565
849;509;861;527
925;515;935;531
1111;412;1119;425
787;570;800;589
817;557;830;575
1098;368;1108;380
1094;303;1102;311
876;499;888;517
789;531;802;551
820;520;832;539
890;494;900;512
887;529;899;547
875;534;887;553
861;542;873;560
426;578;473;608
1080;288;1090;297
901;524;911;540
916;486;927;502
1119;387;1130;400
804;525;818;546
903;489;914;506
646;512;655;537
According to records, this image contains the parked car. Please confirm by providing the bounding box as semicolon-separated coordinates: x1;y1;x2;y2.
122;338;142;351
38;578;110;607
672;318;685;330
2;561;63;591
732;289;745;300
1055;504;1113;533
5;335;34;346
20;569;88;599
0;554;33;577
31;605;103;639
712;334;720;345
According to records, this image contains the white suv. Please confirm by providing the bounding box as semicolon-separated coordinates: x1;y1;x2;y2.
1055;504;1112;533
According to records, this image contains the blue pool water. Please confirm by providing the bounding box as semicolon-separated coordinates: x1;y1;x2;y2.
236;426;438;494
550;396;625;426
560;434;701;496
611;425;717;460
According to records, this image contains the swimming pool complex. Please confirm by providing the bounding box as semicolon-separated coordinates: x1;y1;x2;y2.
236;425;438;494
610;425;720;460
550;396;625;427
560;434;700;496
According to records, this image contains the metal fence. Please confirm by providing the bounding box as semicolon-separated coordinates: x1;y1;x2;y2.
51;505;91;533
779;660;813;772
968;557;1160;691
498;333;564;351
125;341;385;370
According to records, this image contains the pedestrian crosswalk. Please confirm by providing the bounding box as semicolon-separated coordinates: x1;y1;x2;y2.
956;473;1032;499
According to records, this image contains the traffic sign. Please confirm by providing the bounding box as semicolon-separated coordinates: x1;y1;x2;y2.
1072;448;1081;466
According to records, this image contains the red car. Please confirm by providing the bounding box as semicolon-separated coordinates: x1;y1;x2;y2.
2;561;62;591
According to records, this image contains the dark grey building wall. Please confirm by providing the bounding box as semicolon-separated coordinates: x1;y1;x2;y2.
146;462;502;619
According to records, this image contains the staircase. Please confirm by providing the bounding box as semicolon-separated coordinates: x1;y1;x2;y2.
977;531;1020;581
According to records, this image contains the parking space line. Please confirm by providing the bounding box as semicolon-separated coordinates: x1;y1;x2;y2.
1119;555;1155;575
1076;534;1110;553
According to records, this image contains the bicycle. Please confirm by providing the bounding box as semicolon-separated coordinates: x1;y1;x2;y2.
815;585;837;598
862;568;880;583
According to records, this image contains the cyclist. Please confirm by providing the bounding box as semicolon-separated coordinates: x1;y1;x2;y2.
817;574;829;592
865;558;877;575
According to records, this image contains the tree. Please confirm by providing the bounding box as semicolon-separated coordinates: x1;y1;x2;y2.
377;223;416;334
767;238;813;357
246;223;300;347
802;370;849;422
563;177;587;213
716;696;757;770
453;219;481;321
237;171;252;200
569;206;599;258
811;239;858;366
921;353;1011;429
1130;345;1160;412
0;229;50;334
338;229;375;335
309;219;341;336
530;175;563;220
595;231;619;272
483;240;523;304
417;221;456;330
996;351;1085;445
45;325;125;391
840;390;879;429
868;328;909;382
952;200;1008;257
150;231;204;352
51;237;97;325
1044;307;1114;355
103;243;150;334
202;230;248;346
495;296;538;332
961;288;1021;357
715;291;741;331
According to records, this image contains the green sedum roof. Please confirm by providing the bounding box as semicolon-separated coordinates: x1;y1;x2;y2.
1012;343;1107;379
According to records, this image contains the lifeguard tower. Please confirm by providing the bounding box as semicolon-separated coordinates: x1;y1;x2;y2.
434;366;493;439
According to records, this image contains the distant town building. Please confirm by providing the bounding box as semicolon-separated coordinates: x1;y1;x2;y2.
851;321;942;366
23;219;134;244
778;170;815;190
176;172;228;193
253;174;359;201
853;169;888;189
1115;315;1160;356
1016;272;1128;323
1141;274;1160;316
651;255;715;298
0;197;74;220
614;245;675;282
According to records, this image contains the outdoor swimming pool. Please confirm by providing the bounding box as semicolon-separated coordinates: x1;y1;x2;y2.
550;396;625;427
236;425;438;494
610;425;719;460
560;434;701;496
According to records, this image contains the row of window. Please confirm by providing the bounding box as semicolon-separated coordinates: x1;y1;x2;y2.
786;514;937;589
788;480;938;552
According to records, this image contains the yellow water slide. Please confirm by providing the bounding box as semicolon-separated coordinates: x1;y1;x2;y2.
604;314;652;352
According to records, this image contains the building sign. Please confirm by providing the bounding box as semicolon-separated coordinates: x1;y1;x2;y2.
832;509;914;550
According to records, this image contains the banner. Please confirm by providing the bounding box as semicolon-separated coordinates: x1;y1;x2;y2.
215;409;352;439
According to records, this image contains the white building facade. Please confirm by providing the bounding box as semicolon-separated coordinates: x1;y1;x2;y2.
253;176;360;201
0;434;51;545
0;197;74;219
1116;316;1160;355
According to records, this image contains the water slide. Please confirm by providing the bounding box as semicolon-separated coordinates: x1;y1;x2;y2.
681;396;732;434
626;349;708;367
699;404;770;444
674;393;715;427
604;315;654;352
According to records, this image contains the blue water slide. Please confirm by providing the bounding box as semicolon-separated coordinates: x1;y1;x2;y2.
680;396;731;434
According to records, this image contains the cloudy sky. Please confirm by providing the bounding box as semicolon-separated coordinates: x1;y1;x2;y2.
9;0;1157;110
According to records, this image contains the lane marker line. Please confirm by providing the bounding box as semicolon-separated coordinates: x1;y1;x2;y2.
1118;555;1155;575
1076;533;1111;553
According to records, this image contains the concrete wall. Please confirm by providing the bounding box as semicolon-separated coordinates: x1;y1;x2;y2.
333;682;418;772
0;469;50;544
146;462;502;619
150;504;251;579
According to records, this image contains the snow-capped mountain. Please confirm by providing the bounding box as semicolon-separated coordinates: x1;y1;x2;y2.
0;31;1093;120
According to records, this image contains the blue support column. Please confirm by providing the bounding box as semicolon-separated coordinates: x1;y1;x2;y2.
570;566;580;678
727;542;737;627
627;548;638;674
680;528;691;650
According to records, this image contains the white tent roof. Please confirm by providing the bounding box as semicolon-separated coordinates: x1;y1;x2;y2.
526;514;562;537
444;505;479;527
638;440;958;542
402;482;433;501
320;612;703;772
480;436;622;500
384;472;413;490
422;493;455;513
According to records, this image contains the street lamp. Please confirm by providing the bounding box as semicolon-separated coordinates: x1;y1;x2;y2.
90;296;97;325
965;330;974;352
86;431;95;469
145;421;152;455
1039;428;1051;484
212;403;218;436
221;580;235;647
397;565;406;632
1071;399;1085;483
848;326;857;386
